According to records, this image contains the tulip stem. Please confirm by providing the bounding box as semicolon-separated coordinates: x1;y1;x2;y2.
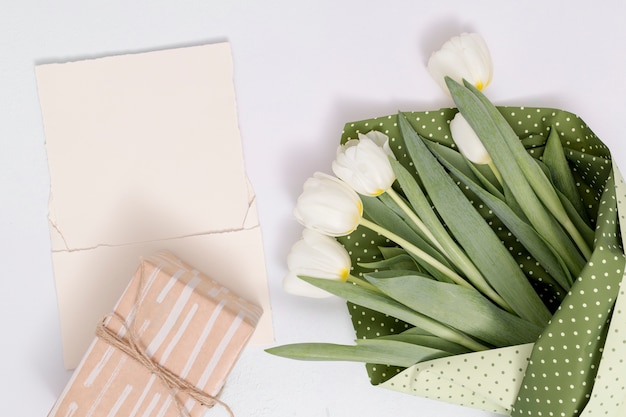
359;217;514;314
487;161;503;188
558;215;592;261
359;217;472;289
346;274;381;293
386;188;448;256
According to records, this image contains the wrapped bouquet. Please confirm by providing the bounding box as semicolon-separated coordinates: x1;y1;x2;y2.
267;33;626;416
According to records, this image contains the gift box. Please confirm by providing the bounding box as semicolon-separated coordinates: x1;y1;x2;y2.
48;252;263;417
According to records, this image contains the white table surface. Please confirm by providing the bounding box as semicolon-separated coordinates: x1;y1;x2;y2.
2;1;626;416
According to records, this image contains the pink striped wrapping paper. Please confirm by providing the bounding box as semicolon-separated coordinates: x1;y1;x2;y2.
48;252;263;417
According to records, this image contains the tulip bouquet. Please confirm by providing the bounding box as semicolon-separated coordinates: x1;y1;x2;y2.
268;33;626;417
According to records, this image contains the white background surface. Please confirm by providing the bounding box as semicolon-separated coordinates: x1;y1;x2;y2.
2;1;626;416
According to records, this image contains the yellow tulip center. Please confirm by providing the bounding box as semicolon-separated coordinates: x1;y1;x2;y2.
339;268;350;282
350;200;364;232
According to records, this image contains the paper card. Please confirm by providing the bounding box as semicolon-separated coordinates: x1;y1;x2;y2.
36;43;273;369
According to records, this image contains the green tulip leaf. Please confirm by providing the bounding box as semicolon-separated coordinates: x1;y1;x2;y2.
299;276;488;352
378;246;409;259
361;195;455;283
398;113;551;327
377;330;471;355
266;339;451;367
335;106;616;387
543;126;589;222
390;158;494;292
358;254;419;272
365;272;543;347
427;140;571;293
447;78;590;272
424;139;503;198
538;131;596;249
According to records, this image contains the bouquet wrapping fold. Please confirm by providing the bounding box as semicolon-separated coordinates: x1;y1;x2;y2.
338;107;626;416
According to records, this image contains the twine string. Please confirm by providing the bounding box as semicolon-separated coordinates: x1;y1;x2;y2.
95;262;235;417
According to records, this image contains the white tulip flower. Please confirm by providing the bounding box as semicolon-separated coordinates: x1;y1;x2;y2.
450;112;491;165
283;229;352;298
294;172;363;237
332;131;397;197
427;33;493;95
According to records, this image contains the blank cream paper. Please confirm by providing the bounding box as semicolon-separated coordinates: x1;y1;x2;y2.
36;43;273;369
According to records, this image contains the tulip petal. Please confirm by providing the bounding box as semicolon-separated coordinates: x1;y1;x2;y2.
283;229;352;298
332;132;396;196
294;172;362;236
449;112;491;164
282;272;335;298
428;48;474;92
427;33;493;95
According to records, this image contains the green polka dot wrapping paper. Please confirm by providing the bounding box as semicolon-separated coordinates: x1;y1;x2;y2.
338;107;626;417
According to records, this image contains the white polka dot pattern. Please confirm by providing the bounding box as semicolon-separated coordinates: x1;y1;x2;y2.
512;171;625;416
337;107;626;416
380;344;533;414
579;164;626;416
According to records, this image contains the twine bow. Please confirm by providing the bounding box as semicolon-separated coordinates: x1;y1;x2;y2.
95;262;235;417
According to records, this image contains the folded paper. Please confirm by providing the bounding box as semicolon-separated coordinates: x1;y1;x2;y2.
580;170;626;417
338;108;626;416
35;43;273;368
380;343;533;414
48;252;262;417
